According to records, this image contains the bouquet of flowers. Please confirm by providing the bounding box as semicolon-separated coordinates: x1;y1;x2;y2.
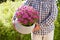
13;5;39;34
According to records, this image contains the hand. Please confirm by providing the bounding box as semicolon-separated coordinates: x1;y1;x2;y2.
32;23;41;32
12;21;15;26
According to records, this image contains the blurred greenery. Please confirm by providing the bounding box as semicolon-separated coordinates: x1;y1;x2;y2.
0;0;60;40
0;0;24;3
0;0;31;40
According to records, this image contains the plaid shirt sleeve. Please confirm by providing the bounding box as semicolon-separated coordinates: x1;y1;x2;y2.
40;0;58;27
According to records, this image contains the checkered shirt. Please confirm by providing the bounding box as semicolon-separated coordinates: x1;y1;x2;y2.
13;0;58;35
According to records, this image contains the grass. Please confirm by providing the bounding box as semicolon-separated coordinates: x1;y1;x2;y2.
0;1;60;40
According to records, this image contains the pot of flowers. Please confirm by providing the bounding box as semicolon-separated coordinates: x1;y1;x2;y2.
12;5;39;34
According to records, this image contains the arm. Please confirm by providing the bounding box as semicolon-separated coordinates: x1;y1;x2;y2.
40;0;58;28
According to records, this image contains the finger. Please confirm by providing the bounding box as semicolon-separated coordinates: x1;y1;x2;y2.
32;24;41;32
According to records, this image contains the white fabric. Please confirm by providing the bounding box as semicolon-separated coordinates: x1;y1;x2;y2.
31;30;54;40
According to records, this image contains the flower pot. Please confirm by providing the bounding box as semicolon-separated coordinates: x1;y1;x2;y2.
13;19;35;34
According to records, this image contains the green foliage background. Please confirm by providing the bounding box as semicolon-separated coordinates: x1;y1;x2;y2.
0;0;60;40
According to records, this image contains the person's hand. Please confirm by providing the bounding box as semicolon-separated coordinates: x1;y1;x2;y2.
12;19;17;30
12;20;15;27
32;23;41;32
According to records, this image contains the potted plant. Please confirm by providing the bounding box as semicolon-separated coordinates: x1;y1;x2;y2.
12;5;39;34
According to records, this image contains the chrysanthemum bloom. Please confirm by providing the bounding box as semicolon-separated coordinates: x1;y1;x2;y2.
16;5;39;26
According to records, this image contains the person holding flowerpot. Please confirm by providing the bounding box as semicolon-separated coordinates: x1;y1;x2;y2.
12;0;58;40
23;0;58;40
